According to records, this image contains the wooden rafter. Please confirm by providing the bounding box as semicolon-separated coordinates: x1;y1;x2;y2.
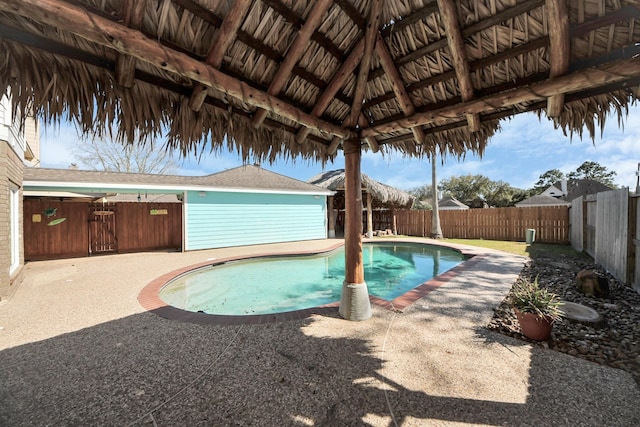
2;0;354;139
379;75;640;145
437;0;480;131
348;0;382;126
251;0;333;127
546;0;570;117
362;57;640;137
380;2;439;37
261;0;344;59
115;0;146;88
369;0;545;81
295;39;365;144
189;0;252;112
375;33;425;145
327;0;382;153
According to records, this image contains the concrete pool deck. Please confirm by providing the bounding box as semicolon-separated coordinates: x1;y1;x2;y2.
1;237;638;425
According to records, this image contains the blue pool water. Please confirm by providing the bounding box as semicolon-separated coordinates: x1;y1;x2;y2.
159;243;465;316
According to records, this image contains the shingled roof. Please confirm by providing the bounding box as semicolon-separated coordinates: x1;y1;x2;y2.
24;165;331;194
1;0;638;164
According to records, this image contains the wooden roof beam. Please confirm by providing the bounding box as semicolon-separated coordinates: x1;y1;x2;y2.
295;39;365;144
251;0;333;128
362;57;640;137
328;0;382;154
115;0;146;88
368;0;546;81
375;33;425;145
380;2;439;36
189;0;252;112
348;0;382;125
379;75;640;145
437;0;480;131
546;0;570;117
2;0;354;139
261;0;344;60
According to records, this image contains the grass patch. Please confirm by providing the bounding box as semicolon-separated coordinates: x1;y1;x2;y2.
443;238;586;259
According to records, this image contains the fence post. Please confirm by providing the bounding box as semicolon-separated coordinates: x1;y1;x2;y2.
628;194;637;286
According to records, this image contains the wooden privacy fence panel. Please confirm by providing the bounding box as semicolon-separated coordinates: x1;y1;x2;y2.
571;189;638;286
24;200;89;260
594;189;628;283
584;196;597;257
396;209;427;237
634;196;640;290
570;196;584;252
116;202;182;252
395;206;569;243
23;200;182;260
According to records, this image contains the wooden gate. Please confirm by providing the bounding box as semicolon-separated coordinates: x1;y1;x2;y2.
89;203;117;254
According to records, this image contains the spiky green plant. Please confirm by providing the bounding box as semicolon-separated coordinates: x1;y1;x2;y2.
509;276;564;321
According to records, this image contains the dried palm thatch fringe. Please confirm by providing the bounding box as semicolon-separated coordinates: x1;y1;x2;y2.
308;169;415;208
0;0;638;166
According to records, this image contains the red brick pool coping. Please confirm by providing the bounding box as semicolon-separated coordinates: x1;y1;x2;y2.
138;242;483;325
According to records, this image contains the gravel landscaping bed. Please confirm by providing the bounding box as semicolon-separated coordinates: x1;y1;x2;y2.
488;251;640;386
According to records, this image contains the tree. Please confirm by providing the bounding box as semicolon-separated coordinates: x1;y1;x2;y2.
533;169;565;192
439;174;492;208
73;136;179;174
484;180;519;208
567;161;617;187
408;183;433;209
430;151;442;238
439;174;526;207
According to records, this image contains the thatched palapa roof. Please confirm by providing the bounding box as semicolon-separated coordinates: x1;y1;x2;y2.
308;169;414;208
1;0;639;164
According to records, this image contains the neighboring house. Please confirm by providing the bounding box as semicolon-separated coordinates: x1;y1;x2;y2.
515;194;571;208
22;165;332;259
517;179;613;208
541;179;613;201
0;93;40;300
438;195;469;210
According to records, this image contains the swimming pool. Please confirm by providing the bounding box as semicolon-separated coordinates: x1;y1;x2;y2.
158;242;465;316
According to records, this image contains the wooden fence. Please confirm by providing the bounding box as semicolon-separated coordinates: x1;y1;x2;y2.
393;206;569;244
571;189;639;288
24;200;182;260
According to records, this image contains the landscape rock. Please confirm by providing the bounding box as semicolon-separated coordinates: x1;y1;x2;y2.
576;269;611;298
488;253;640;386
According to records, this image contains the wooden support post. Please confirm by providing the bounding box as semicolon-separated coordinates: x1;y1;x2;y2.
366;192;373;238
391;206;397;235
327;195;336;238
546;0;570;117
339;137;371;321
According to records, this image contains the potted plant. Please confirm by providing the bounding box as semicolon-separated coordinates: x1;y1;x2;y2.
509;276;563;341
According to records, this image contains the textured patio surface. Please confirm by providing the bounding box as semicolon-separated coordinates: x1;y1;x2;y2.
1;238;638;426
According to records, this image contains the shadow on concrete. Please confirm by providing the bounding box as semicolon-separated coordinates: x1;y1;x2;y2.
1;307;638;426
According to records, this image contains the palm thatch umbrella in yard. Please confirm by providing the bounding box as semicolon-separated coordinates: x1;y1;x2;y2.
1;0;639;320
308;169;414;238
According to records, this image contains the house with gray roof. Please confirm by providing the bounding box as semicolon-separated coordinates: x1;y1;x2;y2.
438;196;469;210
541;179;613;201
517;178;613;207
23;165;332;259
515;194;571;208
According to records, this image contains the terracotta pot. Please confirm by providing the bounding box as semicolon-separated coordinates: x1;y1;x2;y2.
514;308;554;341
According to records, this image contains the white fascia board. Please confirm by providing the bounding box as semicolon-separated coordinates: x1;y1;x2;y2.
23;180;335;196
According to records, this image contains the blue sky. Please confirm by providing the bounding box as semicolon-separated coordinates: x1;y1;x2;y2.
39;104;640;191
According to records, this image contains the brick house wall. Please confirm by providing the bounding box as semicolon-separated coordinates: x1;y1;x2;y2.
0;140;24;299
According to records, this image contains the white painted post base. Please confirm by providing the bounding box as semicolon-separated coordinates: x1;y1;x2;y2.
328;230;336;238
339;281;372;321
